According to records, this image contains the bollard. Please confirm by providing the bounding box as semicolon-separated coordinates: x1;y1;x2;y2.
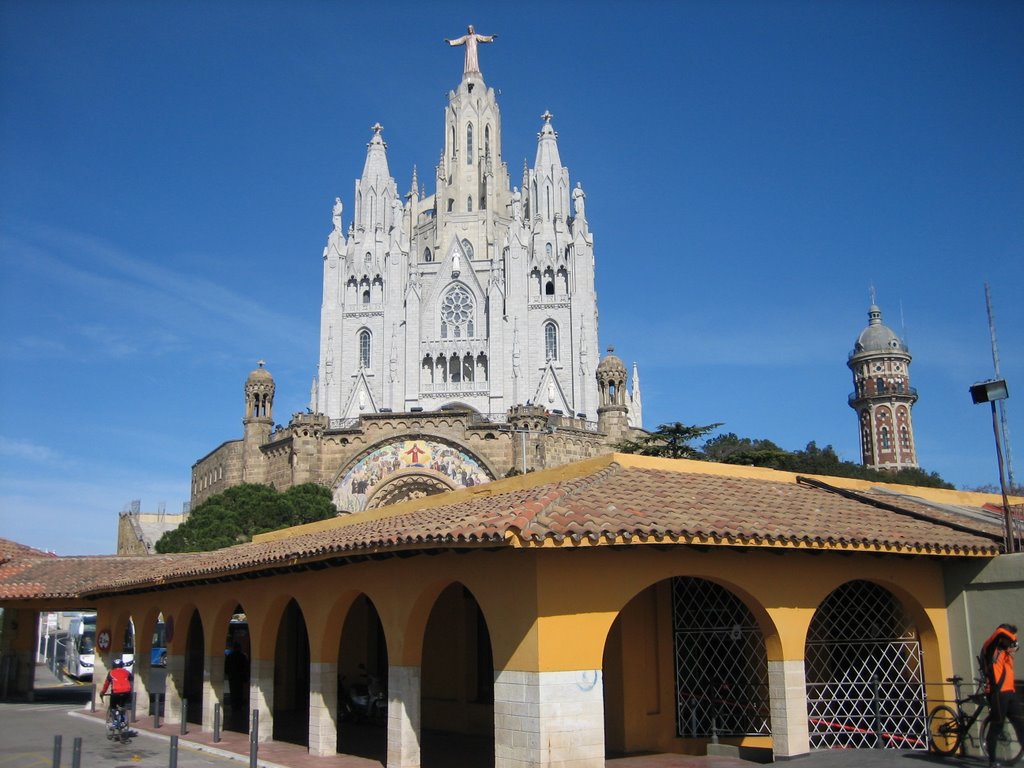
90;684;96;713
71;737;82;768
249;709;259;768
169;734;179;768
871;674;883;749
213;703;221;743
52;734;62;768
130;690;137;723
154;693;162;728
180;699;188;735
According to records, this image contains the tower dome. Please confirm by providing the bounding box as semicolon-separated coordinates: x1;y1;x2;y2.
847;303;918;473
244;360;275;423
597;346;627;408
852;305;908;355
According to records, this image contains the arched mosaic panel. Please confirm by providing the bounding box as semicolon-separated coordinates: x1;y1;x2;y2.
805;580;927;750
333;439;492;512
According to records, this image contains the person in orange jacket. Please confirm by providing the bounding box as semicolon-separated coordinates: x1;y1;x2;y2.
100;657;134;720
981;624;1022;767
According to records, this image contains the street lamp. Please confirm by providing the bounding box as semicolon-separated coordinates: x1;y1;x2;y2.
970;379;1015;553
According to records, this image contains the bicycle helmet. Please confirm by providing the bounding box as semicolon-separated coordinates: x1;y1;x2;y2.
113;658;124;668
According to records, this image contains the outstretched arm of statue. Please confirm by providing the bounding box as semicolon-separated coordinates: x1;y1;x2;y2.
445;36;466;46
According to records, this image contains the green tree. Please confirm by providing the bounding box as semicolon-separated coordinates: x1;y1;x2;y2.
155;483;336;553
617;422;722;459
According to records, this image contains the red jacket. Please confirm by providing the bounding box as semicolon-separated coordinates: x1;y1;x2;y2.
102;667;133;695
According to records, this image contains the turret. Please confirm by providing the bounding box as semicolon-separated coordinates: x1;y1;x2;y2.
597;347;630;443
847;302;919;472
242;361;275;483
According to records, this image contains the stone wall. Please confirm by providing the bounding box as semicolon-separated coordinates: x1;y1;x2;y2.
191;406;630;509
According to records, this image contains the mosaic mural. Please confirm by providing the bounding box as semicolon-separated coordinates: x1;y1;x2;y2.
333;439;492;512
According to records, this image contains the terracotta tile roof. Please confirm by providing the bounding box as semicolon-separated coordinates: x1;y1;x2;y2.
0;537;56;564
0;456;1004;602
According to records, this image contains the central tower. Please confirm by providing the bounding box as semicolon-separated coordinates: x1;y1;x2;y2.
314;27;616;426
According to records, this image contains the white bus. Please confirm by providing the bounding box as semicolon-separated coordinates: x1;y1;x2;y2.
66;613;96;680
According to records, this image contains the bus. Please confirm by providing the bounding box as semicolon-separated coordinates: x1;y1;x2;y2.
66;613;96;680
147;616;167;666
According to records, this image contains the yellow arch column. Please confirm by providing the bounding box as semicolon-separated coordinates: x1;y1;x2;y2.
764;607;814;758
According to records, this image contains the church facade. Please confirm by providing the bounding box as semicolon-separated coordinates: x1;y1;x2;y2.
191;31;643;511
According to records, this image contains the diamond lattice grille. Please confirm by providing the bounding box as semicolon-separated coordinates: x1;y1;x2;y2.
805;580;927;750
672;578;770;738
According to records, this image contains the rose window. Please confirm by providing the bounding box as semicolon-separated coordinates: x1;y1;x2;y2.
441;285;474;339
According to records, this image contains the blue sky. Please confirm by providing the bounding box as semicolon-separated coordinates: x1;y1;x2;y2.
1;1;1022;555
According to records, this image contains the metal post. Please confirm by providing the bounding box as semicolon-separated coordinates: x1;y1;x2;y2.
51;734;62;768
154;693;162;728
213;702;221;743
180;699;188;735
169;735;179;768
71;737;82;768
90;685;96;712
871;674;882;749
991;401;1016;553
130;690;137;723
249;709;259;768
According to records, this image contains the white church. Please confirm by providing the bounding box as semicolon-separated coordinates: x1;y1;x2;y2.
313;27;640;427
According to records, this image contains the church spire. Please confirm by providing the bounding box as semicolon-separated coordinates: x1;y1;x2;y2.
355;123;397;236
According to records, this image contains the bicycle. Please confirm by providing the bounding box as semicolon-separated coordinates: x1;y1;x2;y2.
927;675;1023;764
101;692;132;744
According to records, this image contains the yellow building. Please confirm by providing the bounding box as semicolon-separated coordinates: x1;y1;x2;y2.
1;454;1017;767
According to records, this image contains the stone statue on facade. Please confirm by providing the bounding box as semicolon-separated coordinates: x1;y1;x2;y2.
445;25;497;76
332;197;343;231
572;183;586;220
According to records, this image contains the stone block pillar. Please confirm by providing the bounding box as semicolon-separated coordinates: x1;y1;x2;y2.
386;665;421;768
251;657;274;742
309;661;338;756
164;655;184;723
202;653;221;732
133;663;150;720
768;659;810;758
494;669;604;768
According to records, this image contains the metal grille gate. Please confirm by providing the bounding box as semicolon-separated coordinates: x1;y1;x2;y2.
805;580;927;750
672;577;770;738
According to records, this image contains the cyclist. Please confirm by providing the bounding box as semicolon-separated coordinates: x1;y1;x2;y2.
981;623;1023;767
100;657;134;733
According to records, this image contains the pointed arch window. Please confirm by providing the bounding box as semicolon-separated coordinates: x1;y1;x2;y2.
441;284;475;339
461;239;474;259
359;330;371;369
423;247;433;263
544;322;558;361
467;123;474;164
880;426;891;450
485;124;491;157
467;196;473;212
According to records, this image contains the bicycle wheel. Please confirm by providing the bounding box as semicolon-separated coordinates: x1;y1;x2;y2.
928;705;963;756
981;714;1024;765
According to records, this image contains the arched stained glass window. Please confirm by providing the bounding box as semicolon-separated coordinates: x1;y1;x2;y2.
359;330;371;369
544;322;558;361
441;285;475;339
467;123;473;164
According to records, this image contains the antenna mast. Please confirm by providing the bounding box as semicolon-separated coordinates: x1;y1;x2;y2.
985;283;1015;489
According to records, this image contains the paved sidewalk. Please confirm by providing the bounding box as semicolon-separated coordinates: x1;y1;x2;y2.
37;663;998;768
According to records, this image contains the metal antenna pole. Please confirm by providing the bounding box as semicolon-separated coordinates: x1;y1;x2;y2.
986;283;1016;490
